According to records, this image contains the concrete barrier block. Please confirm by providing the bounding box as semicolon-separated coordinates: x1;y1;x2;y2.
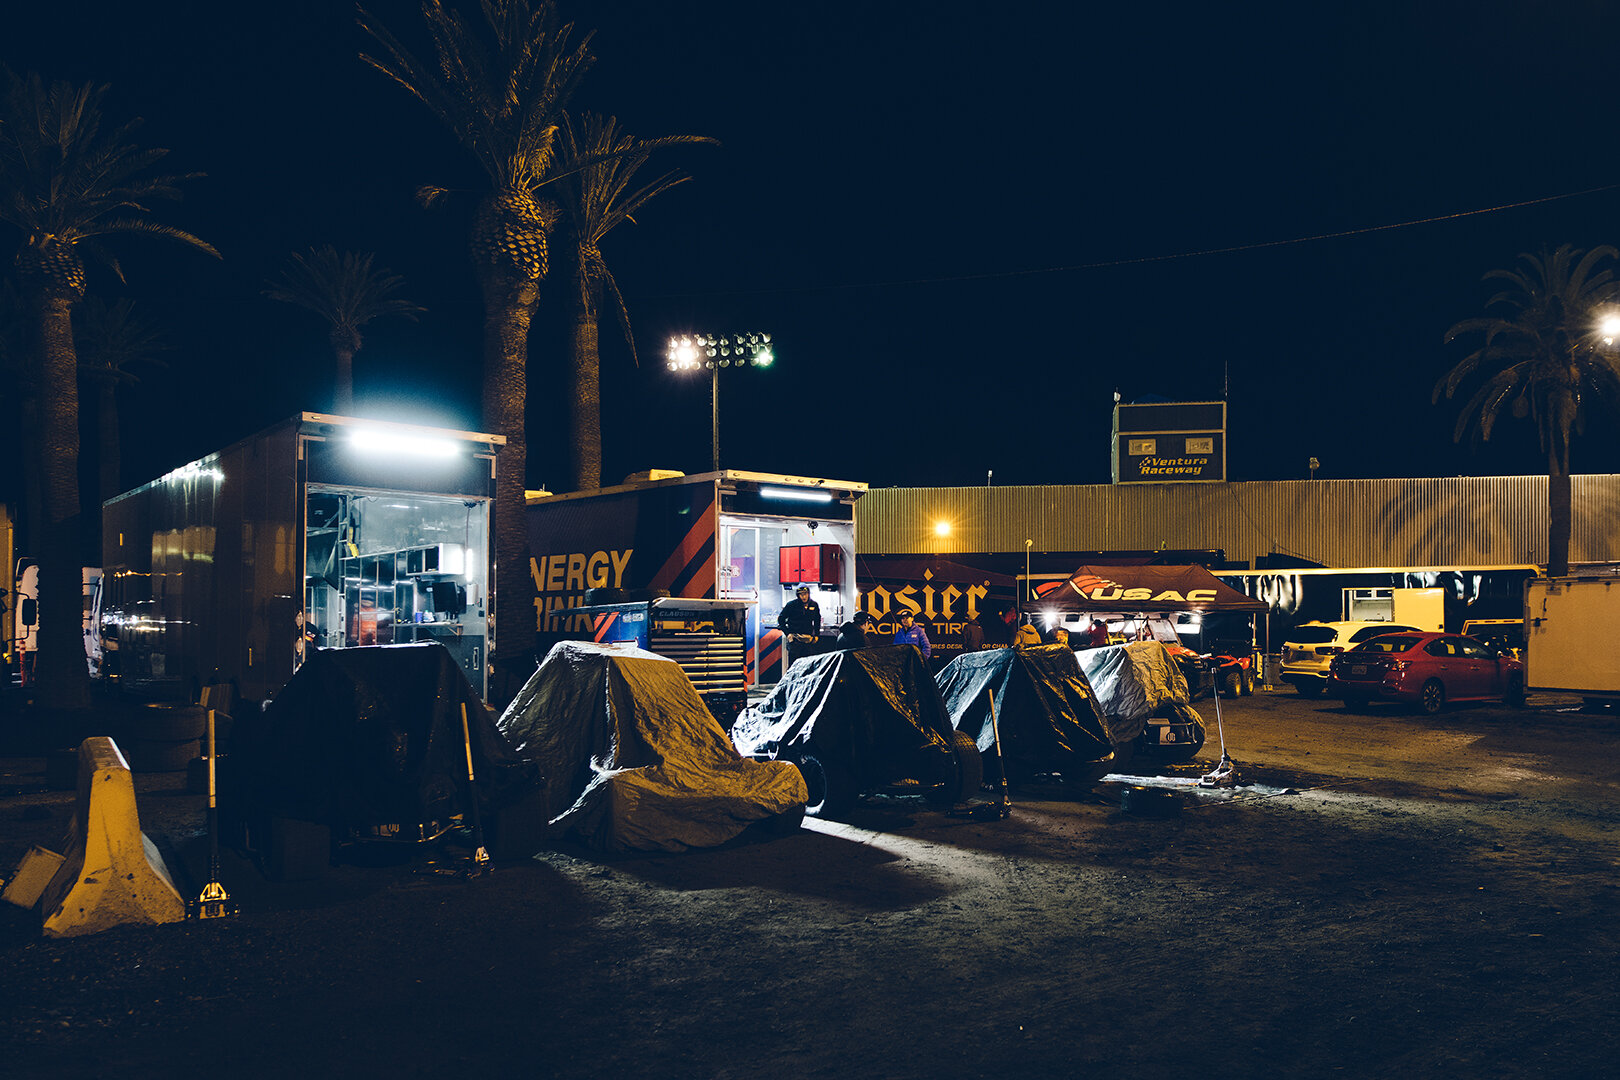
3;845;66;909
36;737;187;938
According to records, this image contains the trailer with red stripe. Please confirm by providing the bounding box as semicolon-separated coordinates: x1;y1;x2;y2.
526;470;866;708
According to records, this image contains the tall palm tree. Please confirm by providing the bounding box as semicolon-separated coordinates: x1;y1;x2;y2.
75;296;169;505
1435;244;1620;576
263;246;423;414
358;0;594;679
555;112;715;491
0;70;217;710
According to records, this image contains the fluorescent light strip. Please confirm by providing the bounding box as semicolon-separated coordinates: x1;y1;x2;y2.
349;429;460;458
760;486;834;503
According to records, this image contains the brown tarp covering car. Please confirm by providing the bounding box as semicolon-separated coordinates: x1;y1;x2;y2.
935;643;1118;784
496;641;806;853
233;643;539;836
1032;564;1267;613
730;644;956;791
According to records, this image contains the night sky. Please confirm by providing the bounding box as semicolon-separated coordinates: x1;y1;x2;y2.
8;1;1620;498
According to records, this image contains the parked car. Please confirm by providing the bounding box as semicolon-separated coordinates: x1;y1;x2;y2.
1327;631;1526;713
1280;620;1422;695
1459;618;1526;660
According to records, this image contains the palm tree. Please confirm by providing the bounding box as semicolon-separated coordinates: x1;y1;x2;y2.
1435;244;1620;576
74;296;169;505
263;246;423;414
555;113;715;491
358;0;594;679
0;70;217;710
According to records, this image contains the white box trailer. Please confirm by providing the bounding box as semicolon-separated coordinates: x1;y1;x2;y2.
102;413;505;702
526;470;866;694
1525;576;1620;701
1342;587;1446;631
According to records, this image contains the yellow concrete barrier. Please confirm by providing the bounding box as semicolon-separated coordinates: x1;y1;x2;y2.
36;737;186;938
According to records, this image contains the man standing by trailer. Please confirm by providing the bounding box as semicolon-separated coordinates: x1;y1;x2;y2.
779;585;822;665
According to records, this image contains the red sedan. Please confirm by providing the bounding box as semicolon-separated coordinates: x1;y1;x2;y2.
1327;631;1526;714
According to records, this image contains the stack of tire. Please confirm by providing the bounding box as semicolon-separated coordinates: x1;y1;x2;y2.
122;703;208;773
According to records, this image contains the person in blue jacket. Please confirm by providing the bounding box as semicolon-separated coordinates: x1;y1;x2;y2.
892;609;931;660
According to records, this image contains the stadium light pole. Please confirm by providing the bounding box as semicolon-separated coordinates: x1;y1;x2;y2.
667;333;774;472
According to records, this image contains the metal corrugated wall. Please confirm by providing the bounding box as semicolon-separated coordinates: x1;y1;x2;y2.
857;476;1620;567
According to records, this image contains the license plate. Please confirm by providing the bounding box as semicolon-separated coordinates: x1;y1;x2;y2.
1350;665;1367;675
1157;727;1185;744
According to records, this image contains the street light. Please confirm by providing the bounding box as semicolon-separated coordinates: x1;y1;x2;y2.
667;332;774;472
1599;311;1620;346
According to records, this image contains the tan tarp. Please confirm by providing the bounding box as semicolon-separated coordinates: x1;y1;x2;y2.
497;641;806;852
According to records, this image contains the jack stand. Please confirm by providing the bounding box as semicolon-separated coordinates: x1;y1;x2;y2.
461;704;491;873
1198;663;1241;789
189;710;238;919
1199;751;1240;788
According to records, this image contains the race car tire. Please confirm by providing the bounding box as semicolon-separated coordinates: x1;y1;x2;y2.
797;751;857;820
927;730;984;806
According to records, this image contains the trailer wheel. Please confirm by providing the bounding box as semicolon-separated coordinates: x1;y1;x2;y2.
136;703;209;741
1220;668;1241;697
797;751;857;820
927;730;984;807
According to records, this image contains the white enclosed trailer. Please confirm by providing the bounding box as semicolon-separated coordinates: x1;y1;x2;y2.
1525;576;1620;702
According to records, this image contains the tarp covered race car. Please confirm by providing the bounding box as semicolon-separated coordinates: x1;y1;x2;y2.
1077;641;1207;762
731;645;982;818
1034;564;1264;697
497;641;806;852
232;642;539;844
935;643;1121;787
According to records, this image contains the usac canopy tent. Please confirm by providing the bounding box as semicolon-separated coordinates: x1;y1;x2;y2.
935;644;1119;783
1032;565;1266;613
496;641;806;852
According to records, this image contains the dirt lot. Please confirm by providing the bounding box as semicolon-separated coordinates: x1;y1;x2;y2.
1;687;1617;1079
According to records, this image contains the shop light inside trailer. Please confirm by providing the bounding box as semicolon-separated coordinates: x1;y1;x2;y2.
348;428;461;458
760;486;834;503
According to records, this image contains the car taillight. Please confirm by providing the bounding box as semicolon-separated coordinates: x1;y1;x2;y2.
1392;660;1410;671
1321;646;1344;655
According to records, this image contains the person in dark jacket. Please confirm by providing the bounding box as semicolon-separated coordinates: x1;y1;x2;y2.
778;586;821;639
835;611;874;650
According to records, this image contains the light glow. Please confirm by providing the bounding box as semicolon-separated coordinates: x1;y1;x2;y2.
1601;311;1620;345
349;429;460;458
761;486;834;503
933;520;952;537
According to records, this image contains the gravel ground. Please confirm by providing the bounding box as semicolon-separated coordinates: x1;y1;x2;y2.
1;687;1617;1079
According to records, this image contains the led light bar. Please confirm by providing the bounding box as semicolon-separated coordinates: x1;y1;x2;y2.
761;486;834;503
348;429;460;458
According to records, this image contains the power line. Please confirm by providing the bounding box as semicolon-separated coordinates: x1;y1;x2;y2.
645;182;1620;300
